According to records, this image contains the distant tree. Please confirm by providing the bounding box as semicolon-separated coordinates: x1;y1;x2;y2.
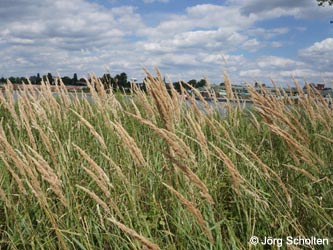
29;75;37;84
188;79;197;87
36;73;41;84
8;77;16;83
19;77;28;84
61;76;72;85
173;80;188;92
0;77;5;83
196;79;207;88
73;73;78;85
47;73;53;84
101;73;116;91
317;0;333;6
115;72;129;89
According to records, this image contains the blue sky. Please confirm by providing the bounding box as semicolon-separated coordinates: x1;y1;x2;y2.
0;0;332;86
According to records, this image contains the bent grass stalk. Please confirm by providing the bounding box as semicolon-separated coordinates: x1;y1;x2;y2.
107;217;161;250
0;69;332;248
162;183;214;244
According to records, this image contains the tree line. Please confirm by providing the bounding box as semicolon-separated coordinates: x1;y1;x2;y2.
0;72;209;92
0;73;83;86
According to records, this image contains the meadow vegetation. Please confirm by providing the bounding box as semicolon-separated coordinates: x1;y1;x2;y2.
0;69;332;249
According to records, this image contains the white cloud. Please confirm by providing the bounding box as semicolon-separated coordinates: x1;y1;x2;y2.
243;38;261;52
298;38;333;72
0;0;147;77
229;0;333;19
300;38;333;55
0;0;332;86
257;56;304;69
271;41;283;48
239;69;262;77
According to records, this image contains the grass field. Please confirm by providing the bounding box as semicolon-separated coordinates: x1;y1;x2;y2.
0;70;332;249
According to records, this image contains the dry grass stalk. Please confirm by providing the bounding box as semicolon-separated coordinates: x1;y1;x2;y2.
74;145;123;220
55;77;72;108
92;76;123;120
126;112;195;157
0;186;12;209
110;121;146;166
92;74;108;100
260;106;308;144
144;68;177;132
292;78;305;96
101;152;129;186
127;112;195;163
211;120;235;148
96;204;106;230
0;122;66;248
0;153;27;195
26;146;68;207
316;134;333;144
73;144;112;189
203;116;219;135
271;79;282;97
3;80;15;107
163;152;214;205
15;150;67;250
267;124;323;169
184;91;205;123
245;145;271;174
130;98;142;117
309;94;333;131
167;75;182;121
0;91;21;127
242;145;292;208
18;90;37;122
162;183;214;244
283;164;318;182
314;108;331;132
248;110;261;132
0;127;32;180
248;85;276;110
210;143;243;192
71;109;107;151
30;101;52;128
76;184;110;213
17;99;37;150
107;217;161;250
185;114;209;158
16;144;50;200
242;188;269;208
82;75;109;117
223;71;235;100
184;82;212;115
32;122;58;172
132;87;157;123
5;123;20;148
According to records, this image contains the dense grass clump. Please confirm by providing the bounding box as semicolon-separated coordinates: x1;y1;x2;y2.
0;70;332;249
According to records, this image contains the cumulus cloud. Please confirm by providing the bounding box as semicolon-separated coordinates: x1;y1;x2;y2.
299;38;333;71
0;0;332;85
0;0;147;77
229;0;333;19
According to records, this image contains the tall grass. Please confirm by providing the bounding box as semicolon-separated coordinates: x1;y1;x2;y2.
0;70;332;249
